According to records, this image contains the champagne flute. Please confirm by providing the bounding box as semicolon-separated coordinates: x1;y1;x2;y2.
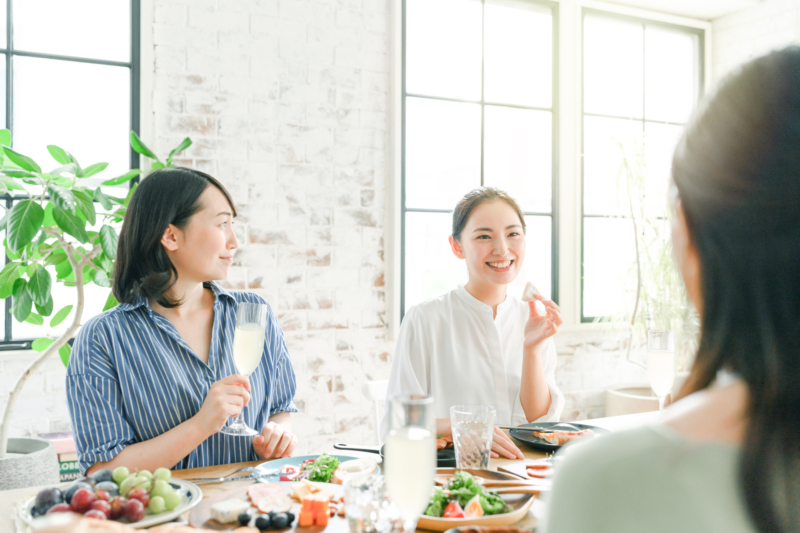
221;302;268;436
647;329;676;411
383;395;436;533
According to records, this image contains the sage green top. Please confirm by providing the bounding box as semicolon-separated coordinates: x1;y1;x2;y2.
539;425;756;533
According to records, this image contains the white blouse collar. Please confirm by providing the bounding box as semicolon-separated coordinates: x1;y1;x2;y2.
454;285;515;317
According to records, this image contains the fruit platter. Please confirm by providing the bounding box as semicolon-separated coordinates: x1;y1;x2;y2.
20;465;202;529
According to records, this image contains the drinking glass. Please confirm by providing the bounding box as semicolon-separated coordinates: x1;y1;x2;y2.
344;474;401;533
450;405;496;469
647;329;676;411
383;395;436;533
220;302;268;436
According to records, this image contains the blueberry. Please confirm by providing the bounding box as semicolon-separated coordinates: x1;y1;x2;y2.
91;468;114;484
238;510;253;526
271;513;289;529
64;482;92;504
255;515;271;531
285;512;296;524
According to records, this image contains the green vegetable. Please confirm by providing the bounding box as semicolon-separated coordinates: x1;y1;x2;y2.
301;453;341;482
424;488;448;517
424;471;511;517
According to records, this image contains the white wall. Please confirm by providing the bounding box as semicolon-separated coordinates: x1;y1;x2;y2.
713;0;800;81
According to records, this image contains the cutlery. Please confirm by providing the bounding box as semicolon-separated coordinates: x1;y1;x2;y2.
497;422;582;434
434;474;540;488
188;469;280;485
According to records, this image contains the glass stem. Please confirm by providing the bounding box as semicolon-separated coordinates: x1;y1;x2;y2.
658;395;666;411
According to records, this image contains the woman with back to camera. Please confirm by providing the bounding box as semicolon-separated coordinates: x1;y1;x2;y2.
67;167;299;475
384;187;564;460
542;47;800;533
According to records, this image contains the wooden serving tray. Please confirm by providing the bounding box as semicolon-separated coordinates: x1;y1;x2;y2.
188;482;347;533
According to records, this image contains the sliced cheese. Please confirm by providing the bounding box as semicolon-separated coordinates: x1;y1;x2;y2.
210;499;250;524
521;281;541;302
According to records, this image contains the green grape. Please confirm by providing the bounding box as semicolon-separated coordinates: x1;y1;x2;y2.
119;476;137;496
112;466;130;485
154;467;171;482
148;496;166;514
133;476;152;492
137;469;153;480
163;491;182;511
151;480;171;499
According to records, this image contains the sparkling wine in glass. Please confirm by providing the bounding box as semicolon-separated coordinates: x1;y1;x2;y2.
221;302;267;436
384;395;436;533
647;329;676;411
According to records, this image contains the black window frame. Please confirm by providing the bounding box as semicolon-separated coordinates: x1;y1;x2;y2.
0;0;141;349
400;0;560;320
580;7;705;323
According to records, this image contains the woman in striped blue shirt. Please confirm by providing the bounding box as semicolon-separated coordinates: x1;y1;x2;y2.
67;168;299;475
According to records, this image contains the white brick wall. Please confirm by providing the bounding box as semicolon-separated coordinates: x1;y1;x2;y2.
2;0;662;450
713;0;800;81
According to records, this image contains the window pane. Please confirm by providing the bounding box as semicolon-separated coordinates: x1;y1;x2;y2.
484;105;551;213
406;0;482;101
583;217;636;319
404;212;467;312
583;115;642;217
13;57;130;182
405;97;481;209
506;215;552;301
484;0;552;108
644;122;684;218
0;0;6;48
0;54;5;128
584;13;644;119
14;0;130;62
644;25;699;123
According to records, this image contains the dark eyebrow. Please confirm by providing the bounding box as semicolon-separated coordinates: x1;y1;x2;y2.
472;224;522;233
216;211;234;217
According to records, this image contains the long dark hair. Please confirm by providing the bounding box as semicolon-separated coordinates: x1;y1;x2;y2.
673;47;800;533
452;187;526;241
113;167;236;308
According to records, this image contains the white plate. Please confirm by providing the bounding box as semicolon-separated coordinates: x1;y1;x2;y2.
21;478;203;529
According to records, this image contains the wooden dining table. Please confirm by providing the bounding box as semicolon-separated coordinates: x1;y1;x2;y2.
1;412;659;532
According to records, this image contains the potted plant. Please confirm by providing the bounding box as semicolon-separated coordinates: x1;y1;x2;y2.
0;130;191;490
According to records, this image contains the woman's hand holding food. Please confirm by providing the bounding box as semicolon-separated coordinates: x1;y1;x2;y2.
523;294;564;353
253;421;298;459
490;426;525;460
194;374;251;435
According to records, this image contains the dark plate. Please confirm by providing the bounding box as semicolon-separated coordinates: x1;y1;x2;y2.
509;422;610;452
332;443;456;468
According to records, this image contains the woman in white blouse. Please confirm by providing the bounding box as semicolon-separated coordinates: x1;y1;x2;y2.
384;188;564;459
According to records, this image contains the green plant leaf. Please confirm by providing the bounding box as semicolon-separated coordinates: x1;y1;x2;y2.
151;161;165;171
94;269;111;287
1;169;37;178
59;342;71;367
47;184;77;213
99;225;119;259
103;291;119;312
32;337;55;352
24;312;43;325
47;145;71;165
83;266;96;284
7;200;45;252
102;168;141;186
42;203;56;228
49;163;78;176
124;183;137;207
72;189;97;226
82;162;108;178
0;129;11;147
12;278;32;322
167;137;192;167
0;262;21;299
50;304;73;327
93;188;113;210
0;175;25;191
27;266;52;306
130;131;160;161
4;146;41;173
36;294;54;316
45;248;67;266
55;258;73;281
52;207;89;243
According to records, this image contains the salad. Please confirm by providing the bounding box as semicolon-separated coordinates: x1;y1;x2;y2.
300;454;341;483
424;471;511;518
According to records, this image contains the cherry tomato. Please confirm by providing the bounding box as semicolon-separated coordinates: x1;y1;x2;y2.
443;501;465;518
279;464;300;481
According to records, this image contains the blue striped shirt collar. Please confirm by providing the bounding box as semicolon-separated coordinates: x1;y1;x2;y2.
117;281;235;312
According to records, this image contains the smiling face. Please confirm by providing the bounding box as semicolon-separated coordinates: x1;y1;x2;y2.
449;199;526;288
162;185;239;284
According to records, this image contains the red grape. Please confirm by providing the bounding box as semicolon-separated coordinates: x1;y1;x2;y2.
108;497;127;520
123;498;145;523
128;487;150;508
90;500;112;518
83;509;107;520
70;488;97;514
95;490;111;502
46;503;72;514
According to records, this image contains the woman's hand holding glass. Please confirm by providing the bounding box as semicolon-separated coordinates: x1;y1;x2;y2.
194;374;252;434
523;294;563;352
